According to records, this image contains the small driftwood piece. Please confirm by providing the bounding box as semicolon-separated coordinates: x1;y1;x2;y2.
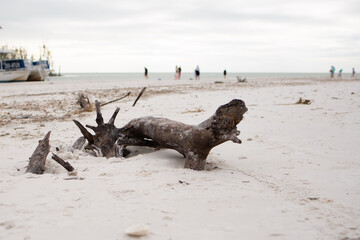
118;99;248;170
101;92;131;107
132;87;146;107
51;153;74;172
73;100;123;158
26;131;51;174
236;76;247;82
296;97;311;105
77;93;91;110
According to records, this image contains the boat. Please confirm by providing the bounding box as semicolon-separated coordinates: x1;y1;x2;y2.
0;50;32;82
27;60;50;81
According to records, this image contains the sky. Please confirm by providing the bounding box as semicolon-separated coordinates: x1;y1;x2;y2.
1;0;360;73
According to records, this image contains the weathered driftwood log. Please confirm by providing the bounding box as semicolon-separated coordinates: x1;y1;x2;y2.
51;153;74;172
73;99;247;170
73;100;123;158
26;131;51;174
118;99;247;170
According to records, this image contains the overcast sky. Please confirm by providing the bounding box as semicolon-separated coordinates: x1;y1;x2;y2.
1;0;359;73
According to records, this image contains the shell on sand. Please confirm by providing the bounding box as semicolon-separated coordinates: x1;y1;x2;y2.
125;224;149;237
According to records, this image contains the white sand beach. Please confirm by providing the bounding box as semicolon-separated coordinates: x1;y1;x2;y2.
0;77;360;240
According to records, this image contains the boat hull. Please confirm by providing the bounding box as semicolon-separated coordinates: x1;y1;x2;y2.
0;69;31;82
27;60;49;81
28;67;48;81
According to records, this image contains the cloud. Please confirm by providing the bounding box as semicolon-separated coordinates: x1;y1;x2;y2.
1;0;359;72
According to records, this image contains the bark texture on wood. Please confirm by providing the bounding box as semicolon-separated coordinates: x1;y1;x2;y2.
118;99;248;170
73;100;122;158
26;131;51;174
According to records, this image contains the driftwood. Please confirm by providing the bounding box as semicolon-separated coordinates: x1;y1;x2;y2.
101;92;131;107
77;93;91;110
118;99;247;170
296;97;311;105
133;87;146;107
73;100;123;158
74;99;247;170
236;76;247;82
51;153;74;172
26;131;51;174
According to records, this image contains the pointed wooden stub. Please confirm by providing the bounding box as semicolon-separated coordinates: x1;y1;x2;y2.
108;107;120;125
73;120;94;144
95;100;104;126
26;131;51;174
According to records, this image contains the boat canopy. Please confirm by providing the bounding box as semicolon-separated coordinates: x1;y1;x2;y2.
2;59;32;70
33;60;50;69
0;49;15;55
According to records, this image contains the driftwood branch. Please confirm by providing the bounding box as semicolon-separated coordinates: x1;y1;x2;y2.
101;92;131;107
51;153;74;172
26;131;51;174
73;120;94;144
132;87;146;107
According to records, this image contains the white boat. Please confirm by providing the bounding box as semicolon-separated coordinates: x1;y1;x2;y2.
0;50;32;82
28;60;50;81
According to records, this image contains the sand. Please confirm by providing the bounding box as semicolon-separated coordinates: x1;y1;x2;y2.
0;77;360;240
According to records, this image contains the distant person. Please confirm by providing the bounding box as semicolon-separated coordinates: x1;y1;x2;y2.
352;68;356;77
178;66;182;79
175;66;179;80
330;65;335;78
338;69;343;78
223;69;227;79
195;65;200;80
144;67;148;79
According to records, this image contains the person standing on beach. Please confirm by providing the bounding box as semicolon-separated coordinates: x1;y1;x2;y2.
178;66;182;79
352;68;356;77
195;65;200;80
338;69;343;78
330;65;335;78
224;69;227;79
144;67;148;79
175;66;179;80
